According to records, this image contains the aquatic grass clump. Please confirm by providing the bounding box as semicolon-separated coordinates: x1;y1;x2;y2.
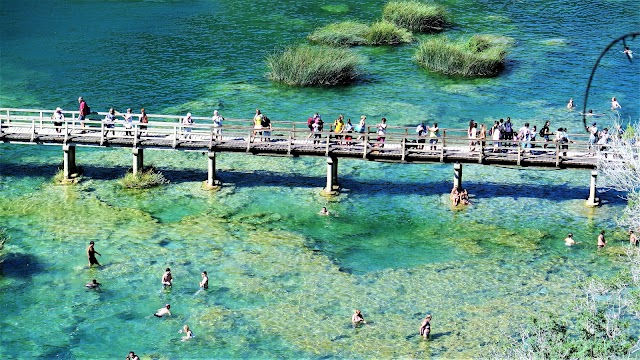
266;45;366;86
53;169;82;184
120;167;169;189
382;1;448;33
0;228;8;252
307;21;369;46
415;35;511;77
364;20;414;45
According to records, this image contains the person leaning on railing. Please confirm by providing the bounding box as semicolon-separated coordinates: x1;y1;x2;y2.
51;107;64;133
554;127;573;157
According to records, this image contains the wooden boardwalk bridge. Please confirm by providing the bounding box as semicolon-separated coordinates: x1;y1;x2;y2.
0;108;603;205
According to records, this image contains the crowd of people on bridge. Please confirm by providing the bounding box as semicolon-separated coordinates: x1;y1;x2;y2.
45;96;638;156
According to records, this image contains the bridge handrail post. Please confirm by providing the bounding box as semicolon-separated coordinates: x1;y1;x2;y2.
555;141;560;167
172;126;178;149
30;118;35;142
133;125;139;147
63;120;69;144
208;127;214;150
287;131;292;155
325;132;330;156
246;130;252;152
401;137;406;161
39;111;44;133
100;122;106;146
0;115;3;134
517;140;522;165
478;139;484;163
362;134;368;159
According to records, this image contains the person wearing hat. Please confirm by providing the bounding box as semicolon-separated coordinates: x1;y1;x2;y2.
86;241;101;266
182;112;193;139
51;107;65;133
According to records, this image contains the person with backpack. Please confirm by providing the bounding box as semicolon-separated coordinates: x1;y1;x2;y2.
78;96;90;129
261;114;272;142
504;118;513;145
539;120;552;148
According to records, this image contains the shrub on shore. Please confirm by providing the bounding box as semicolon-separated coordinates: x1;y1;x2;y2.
308;21;369;46
120;167;169;189
383;1;448;33
415;35;511;77
266;45;366;86
364;20;413;45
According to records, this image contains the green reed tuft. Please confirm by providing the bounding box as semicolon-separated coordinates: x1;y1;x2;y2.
266;45;366;86
120;167;169;189
364;20;414;45
382;1;448;33
415;35;512;77
308;21;369;46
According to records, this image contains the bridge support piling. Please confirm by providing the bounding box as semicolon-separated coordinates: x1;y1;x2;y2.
585;170;600;207
205;151;222;189
322;156;338;195
453;163;462;190
133;147;144;175
63;144;76;179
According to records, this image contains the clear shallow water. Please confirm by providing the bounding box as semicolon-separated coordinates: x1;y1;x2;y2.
1;0;639;358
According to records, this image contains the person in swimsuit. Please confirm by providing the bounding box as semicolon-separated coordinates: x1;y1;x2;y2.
630;230;638;247
567;98;575;109
162;268;173;288
85;279;101;289
200;271;209;289
351;309;366;327
180;324;195;341
126;351;140;360
611;97;621;110
319;207;329;216
597;230;606;248
154;304;171;317
87;241;101;266
564;233;576;246
419;314;432;339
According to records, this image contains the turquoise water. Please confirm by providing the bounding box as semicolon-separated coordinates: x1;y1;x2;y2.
1;0;639;358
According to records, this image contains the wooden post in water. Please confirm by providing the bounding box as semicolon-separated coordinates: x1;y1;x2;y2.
453;162;462;191
63;144;76;180
323;156;338;195
585;170;600;207
132;147;144;175
205;151;221;189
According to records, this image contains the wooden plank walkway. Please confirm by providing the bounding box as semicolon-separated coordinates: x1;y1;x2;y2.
1;108;598;169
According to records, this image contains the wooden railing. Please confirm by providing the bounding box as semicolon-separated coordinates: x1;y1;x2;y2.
0;108;610;168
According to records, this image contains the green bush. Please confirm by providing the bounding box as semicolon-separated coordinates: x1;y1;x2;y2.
383;1;448;33
414;35;511;77
120;167;169;189
364;20;413;45
266;45;366;86
308;21;369;46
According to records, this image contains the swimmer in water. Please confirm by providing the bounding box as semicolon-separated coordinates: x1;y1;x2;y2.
567;98;575;109
126;351;140;360
86;241;101;266
85;279;101;289
419;314;432;339
200;271;208;290
162;268;173;288
179;324;195;341
319;207;329;216
623;46;633;60
351;309;366;327
597;230;606;248
611;97;621;110
154;304;171;318
564;233;577;246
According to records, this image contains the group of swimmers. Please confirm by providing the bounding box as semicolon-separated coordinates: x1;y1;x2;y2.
450;188;470;206
84;241;206;357
563;230;638;247
351;309;433;340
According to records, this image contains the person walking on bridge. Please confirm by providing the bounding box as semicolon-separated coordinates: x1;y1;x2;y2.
78;97;90;129
51;107;64;133
211;110;224;141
